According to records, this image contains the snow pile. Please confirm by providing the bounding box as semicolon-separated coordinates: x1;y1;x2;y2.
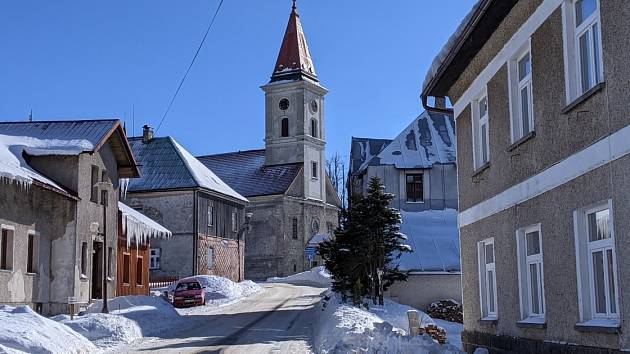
0;305;96;354
315;295;463;354
167;276;263;309
119;201;171;247
397;209;460;272
54;313;142;349
0;134;93;189
267;266;332;287
87;296;184;337
171;139;248;203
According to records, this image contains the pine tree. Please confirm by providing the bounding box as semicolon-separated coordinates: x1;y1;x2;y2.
320;177;410;306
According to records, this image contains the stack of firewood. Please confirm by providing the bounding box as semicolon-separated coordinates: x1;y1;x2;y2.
427;299;463;323
420;324;447;344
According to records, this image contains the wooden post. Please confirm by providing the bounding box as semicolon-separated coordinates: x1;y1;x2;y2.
407;310;421;337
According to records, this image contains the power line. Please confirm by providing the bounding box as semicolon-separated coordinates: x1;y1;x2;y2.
156;0;225;133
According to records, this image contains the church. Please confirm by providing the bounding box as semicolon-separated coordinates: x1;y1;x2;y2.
197;2;341;280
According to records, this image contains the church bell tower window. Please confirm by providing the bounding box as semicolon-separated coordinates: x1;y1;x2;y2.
281;118;289;137
311;119;318;138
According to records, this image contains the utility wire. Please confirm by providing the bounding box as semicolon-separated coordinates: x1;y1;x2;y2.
156;0;225;133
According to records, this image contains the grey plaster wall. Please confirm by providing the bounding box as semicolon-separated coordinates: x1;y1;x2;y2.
386;273;462;312
124;191;195;278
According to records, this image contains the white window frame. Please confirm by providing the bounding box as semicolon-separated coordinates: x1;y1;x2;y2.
471;90;490;169
562;0;604;103
516;224;545;323
508;42;534;142
573;200;620;326
478;238;498;319
149;248;161;270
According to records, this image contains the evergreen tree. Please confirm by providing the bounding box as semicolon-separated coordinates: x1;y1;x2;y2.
320;177;410;306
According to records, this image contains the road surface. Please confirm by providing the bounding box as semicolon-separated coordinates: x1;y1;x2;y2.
120;283;326;354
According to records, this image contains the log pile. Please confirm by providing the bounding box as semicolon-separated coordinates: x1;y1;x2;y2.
420;325;447;344
427;299;463;323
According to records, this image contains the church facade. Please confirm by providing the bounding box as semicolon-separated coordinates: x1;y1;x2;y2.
198;3;340;280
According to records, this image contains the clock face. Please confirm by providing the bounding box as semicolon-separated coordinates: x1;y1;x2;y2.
279;98;290;111
310;99;318;113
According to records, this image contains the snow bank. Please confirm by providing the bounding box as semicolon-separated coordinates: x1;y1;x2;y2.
53;313;142;350
267;266;331;287
167;276;263;312
315;295;463;354
87;296;184;337
0;305;96;354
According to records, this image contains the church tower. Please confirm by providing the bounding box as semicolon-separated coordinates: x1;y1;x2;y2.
261;1;328;202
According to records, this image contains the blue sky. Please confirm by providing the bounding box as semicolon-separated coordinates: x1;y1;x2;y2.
0;1;474;160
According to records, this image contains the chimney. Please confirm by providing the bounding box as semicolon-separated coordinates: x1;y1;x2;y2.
142;125;154;143
435;97;447;109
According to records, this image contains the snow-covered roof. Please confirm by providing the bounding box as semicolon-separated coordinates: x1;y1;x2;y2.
349;138;392;176
397;209;460;272
127;137;248;203
118;201;171;247
308;233;331;246
0;133;93;190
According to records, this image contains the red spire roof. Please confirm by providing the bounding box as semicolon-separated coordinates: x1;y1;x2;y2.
270;2;318;83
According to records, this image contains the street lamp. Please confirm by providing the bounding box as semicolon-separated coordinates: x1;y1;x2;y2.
94;181;112;314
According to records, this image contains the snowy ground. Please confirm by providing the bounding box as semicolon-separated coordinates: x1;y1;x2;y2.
267;266;332;288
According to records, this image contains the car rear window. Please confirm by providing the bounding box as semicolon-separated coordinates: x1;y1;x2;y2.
176;281;201;291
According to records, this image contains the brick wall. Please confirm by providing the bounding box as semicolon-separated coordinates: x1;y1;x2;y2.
197;235;244;282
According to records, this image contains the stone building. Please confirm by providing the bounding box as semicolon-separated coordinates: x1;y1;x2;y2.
422;0;630;352
197;3;340;280
0;119;139;315
348;110;461;311
123;127;249;283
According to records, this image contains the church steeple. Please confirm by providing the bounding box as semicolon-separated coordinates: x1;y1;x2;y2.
270;1;318;83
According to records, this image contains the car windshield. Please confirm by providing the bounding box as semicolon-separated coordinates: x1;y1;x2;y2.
176;281;201;291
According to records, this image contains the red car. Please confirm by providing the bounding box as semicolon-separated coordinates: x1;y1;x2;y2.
172;278;206;308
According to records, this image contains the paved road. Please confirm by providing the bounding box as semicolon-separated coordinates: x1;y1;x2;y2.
121;283;326;354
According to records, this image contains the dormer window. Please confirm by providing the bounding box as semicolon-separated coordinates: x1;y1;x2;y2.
281;118;289;137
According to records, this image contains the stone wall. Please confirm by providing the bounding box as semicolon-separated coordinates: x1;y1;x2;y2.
197;236;244;282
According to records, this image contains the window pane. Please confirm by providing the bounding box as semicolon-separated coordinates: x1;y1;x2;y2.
481;124;488;164
607;249;617;313
588;209;610;242
485;243;494;264
579;32;592;93
529;263;540;314
518;53;531;81
488;270;495;312
520;87;530;135
592;251;607;314
592;23;601;84
576;0;597;26
526;231;540;256
479;97;488;118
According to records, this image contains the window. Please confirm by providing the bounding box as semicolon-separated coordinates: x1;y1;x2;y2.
0;228;14;271
150;248;161;270
80;242;88;277
405;173;423;203
312;162;318;179
136;257;143;285
27;232;39;274
231;210;238;232
574;202;619;324
509;47;534;142
562;0;603;101
101;169;108;183
281;118;289;137
207;205;214;227
292;218;298;239
90;165;99;203
311;119;318;138
472;95;490;169
516;225;545;322
107;247;113;279
123;253;130;284
478;238;498;319
207;248;214;268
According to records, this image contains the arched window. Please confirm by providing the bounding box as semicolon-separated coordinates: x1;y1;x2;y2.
311;119;318;138
281;118;289;137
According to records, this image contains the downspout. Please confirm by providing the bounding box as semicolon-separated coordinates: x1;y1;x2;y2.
192;190;198;276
